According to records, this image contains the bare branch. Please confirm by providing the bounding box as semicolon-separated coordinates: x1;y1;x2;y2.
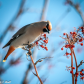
73;49;78;84
40;0;49;21
34;59;43;65
34;56;53;65
70;49;74;84
30;53;43;84
32;71;37;77
77;60;84;68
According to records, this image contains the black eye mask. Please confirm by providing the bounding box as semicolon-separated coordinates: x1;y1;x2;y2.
43;23;50;33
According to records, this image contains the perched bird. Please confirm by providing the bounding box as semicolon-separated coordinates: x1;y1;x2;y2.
2;21;52;62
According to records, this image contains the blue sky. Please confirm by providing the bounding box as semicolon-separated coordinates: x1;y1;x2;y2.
0;0;84;84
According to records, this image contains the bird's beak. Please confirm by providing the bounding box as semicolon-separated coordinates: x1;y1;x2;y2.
46;28;49;34
43;28;49;34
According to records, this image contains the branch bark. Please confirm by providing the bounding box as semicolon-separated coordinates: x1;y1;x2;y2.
73;50;78;84
70;49;74;84
30;55;43;84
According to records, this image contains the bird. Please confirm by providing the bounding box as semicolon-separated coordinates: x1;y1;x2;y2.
2;21;52;62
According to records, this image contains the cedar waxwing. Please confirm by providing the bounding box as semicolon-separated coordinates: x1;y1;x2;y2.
2;21;52;62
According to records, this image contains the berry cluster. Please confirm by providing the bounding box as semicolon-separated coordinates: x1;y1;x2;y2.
63;52;71;58
80;69;84;81
61;27;84;58
74;69;84;82
66;66;75;73
61;27;84;83
66;66;84;81
35;34;48;51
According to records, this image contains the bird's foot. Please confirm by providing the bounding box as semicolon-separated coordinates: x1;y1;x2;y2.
27;43;35;49
26;51;32;56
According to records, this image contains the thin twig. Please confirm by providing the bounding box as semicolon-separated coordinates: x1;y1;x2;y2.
66;33;74;84
30;54;43;84
77;60;84;68
70;49;74;84
73;50;78;84
34;56;53;65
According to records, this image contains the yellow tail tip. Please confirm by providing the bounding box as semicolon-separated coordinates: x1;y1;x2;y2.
3;60;6;62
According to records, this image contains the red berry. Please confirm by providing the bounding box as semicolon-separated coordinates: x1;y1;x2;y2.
61;47;63;50
65;45;68;48
43;40;46;43
71;45;75;49
80;43;83;46
79;38;83;42
70;32;73;34
80;72;83;76
73;32;76;34
70;70;73;74
65;44;70;48
72;67;75;69
40;38;42;40
40;45;44;48
81;69;84;71
75;79;77;82
81;27;83;29
82;29;84;33
69;53;71;55
43;34;46;37
36;41;38;45
43;40;48;44
75;72;79;77
80;77;84;81
65;52;69;56
44;46;48;51
63;33;66;35
45;40;48;44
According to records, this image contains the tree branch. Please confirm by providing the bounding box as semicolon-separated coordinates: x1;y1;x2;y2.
29;52;43;84
73;49;78;84
70;49;74;84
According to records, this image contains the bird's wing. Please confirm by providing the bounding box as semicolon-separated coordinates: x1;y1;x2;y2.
2;24;30;48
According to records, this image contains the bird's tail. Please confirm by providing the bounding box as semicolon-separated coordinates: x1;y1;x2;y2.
3;46;15;62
